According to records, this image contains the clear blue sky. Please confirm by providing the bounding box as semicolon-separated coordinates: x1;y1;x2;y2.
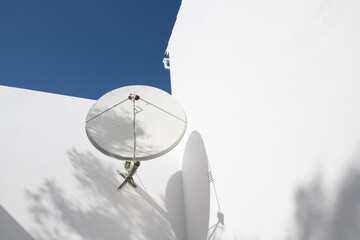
0;0;180;99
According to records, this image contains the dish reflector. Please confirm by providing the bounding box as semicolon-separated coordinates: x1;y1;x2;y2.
85;85;187;161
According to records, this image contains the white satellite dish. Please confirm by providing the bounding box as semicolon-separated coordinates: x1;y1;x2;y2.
85;85;187;189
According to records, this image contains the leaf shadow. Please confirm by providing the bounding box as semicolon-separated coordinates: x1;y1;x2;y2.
291;152;360;240
25;148;176;240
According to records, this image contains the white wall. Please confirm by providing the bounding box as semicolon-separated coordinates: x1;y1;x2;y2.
167;0;360;239
0;85;187;240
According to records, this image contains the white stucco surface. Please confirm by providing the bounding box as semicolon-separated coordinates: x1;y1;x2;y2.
167;0;360;239
0;85;186;240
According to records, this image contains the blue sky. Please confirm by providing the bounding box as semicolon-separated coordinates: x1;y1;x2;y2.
0;0;180;99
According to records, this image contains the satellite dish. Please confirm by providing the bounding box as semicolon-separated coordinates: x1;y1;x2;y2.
85;85;187;189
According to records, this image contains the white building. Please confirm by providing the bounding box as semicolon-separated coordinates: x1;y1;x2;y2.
2;0;360;239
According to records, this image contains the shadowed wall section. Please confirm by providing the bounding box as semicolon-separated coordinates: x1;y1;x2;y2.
182;131;210;240
0;205;35;240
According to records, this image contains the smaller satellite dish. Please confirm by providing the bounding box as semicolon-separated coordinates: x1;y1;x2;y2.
85;85;187;189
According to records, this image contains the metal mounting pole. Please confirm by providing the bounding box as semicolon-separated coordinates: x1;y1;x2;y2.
118;93;141;190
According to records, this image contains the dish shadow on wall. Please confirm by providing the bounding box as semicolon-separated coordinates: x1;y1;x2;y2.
181;131;211;240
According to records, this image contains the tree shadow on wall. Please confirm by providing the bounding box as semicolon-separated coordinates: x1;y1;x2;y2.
290;154;360;240
25;149;175;240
